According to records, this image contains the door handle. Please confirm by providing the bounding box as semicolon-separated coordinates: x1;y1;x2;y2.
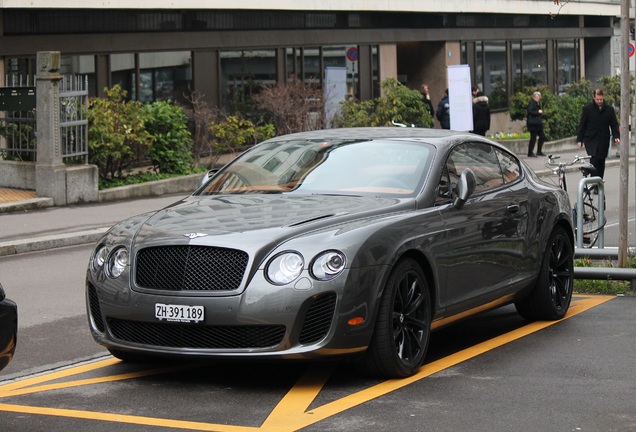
506;204;519;214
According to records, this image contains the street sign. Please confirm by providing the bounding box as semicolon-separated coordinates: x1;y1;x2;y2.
629;43;635;58
346;47;358;62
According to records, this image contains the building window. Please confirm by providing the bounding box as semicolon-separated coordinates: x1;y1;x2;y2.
522;40;547;88
136;52;192;103
220;50;277;112
286;47;322;86
109;51;192;103
476;41;507;110
556;39;579;93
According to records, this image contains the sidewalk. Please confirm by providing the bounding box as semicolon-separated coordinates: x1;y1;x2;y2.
0;143;623;257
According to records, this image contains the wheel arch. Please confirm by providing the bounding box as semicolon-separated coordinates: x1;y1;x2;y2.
554;214;575;247
394;249;437;317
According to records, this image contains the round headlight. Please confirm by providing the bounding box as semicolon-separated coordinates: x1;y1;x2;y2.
107;247;129;278
92;245;109;271
311;251;346;280
266;252;304;285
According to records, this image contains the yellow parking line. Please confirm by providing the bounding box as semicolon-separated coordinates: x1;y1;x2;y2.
265;294;615;431
0;294;615;431
0;357;119;395
0;403;260;432
0;364;196;398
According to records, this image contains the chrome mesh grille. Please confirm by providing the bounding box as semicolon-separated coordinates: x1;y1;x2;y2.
299;292;337;344
135;245;248;291
107;318;285;349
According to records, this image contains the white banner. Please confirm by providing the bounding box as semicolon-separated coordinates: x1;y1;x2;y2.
447;65;473;132
324;67;348;128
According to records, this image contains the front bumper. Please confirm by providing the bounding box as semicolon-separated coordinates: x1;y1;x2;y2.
86;266;382;360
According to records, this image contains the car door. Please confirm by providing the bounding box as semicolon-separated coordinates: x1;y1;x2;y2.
435;142;529;313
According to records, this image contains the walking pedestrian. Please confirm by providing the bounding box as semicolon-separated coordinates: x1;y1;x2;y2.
420;83;435;119
526;91;547;157
576;88;620;179
471;86;490;136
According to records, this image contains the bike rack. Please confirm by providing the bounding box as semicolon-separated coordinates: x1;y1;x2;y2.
576;176;604;249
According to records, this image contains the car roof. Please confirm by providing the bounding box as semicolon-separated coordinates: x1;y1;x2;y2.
262;127;478;143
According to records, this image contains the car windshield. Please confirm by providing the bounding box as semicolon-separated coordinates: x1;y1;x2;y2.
198;139;433;197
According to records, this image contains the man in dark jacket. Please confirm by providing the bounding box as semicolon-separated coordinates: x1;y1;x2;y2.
526;91;546;157
436;89;450;129
576;88;620;179
471;86;490;136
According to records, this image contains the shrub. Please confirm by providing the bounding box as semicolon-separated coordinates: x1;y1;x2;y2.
333;78;434;128
209;116;275;156
510;84;584;141
87;85;153;180
143;101;194;175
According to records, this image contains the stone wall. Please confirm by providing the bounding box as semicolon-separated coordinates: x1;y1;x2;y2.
0;160;36;189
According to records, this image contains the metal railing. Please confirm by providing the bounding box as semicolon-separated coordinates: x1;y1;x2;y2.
0;75;37;162
574;247;636;290
59;75;89;163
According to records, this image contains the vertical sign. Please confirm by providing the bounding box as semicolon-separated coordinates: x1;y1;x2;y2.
324;66;348;128
447;65;473;131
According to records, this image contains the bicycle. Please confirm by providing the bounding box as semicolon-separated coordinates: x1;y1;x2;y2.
391;119;416;128
545;154;605;247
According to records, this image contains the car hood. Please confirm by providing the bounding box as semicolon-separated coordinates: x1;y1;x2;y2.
131;194;413;249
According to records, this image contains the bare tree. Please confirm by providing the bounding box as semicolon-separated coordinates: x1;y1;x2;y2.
181;90;223;163
253;81;326;134
551;0;570;18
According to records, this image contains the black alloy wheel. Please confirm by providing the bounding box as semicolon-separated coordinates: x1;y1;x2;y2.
515;226;574;321
360;258;431;378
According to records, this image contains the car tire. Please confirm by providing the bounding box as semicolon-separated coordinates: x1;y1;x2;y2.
359;258;431;378
515;226;574;321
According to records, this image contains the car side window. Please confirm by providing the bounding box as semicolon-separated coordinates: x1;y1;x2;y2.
495;148;521;184
444;143;506;194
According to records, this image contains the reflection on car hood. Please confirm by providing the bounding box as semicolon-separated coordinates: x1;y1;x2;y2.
139;194;410;238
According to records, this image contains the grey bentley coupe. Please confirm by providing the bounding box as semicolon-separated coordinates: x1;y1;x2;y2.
86;127;574;378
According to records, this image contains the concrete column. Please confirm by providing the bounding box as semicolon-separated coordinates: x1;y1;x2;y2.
95;54;111;97
35;51;67;205
358;45;373;101
379;44;398;85
192;50;220;108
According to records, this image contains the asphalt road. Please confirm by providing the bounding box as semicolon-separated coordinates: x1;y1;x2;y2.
0;249;635;431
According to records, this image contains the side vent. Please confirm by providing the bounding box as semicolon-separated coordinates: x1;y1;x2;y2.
87;283;105;333
299;292;337;344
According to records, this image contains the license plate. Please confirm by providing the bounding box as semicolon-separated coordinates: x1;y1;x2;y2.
155;303;204;323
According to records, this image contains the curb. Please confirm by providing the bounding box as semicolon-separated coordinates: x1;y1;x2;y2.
0;228;109;257
0;197;54;214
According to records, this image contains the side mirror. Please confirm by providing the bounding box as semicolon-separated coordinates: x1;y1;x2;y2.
200;169;219;187
453;168;476;209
